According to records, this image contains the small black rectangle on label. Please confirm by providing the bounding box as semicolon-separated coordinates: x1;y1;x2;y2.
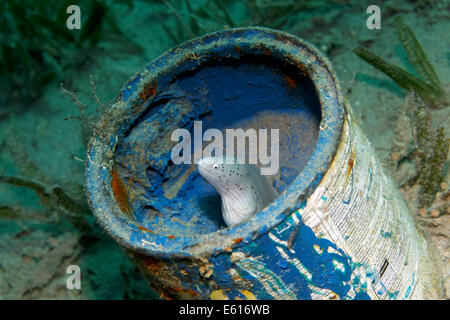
379;259;389;278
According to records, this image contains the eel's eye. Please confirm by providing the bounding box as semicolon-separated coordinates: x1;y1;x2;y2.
214;164;218;169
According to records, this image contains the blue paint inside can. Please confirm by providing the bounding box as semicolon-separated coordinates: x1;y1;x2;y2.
114;54;321;237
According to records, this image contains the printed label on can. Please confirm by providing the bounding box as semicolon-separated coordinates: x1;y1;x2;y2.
300;113;424;299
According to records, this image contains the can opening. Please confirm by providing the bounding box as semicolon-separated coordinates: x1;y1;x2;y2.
86;28;344;257
113;54;321;238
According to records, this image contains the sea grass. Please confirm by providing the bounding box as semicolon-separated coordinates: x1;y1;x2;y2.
353;46;438;104
353;16;445;106
394;16;442;95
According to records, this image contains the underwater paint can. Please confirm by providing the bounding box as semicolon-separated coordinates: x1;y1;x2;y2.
85;27;439;300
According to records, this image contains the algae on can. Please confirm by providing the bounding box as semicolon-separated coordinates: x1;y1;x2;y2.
85;27;439;299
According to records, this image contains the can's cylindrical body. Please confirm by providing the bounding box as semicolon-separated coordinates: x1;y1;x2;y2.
284;112;437;300
85;27;439;300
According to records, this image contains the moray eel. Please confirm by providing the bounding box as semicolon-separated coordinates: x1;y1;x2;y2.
198;157;276;228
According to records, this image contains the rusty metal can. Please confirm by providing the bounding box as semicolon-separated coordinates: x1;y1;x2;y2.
85;27;439;300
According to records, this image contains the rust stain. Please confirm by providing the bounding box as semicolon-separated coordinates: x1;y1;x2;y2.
295;61;308;77
141;256;162;276
138;225;154;233
171;286;199;297
111;168;131;215
160;292;173;300
282;74;297;88
137;255;200;299
347;158;354;176
139;81;157;101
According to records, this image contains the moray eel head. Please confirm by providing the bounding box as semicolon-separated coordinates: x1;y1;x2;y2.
198;156;276;228
197;157;239;196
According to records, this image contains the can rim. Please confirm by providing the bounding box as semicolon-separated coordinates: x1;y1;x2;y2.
85;27;345;258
